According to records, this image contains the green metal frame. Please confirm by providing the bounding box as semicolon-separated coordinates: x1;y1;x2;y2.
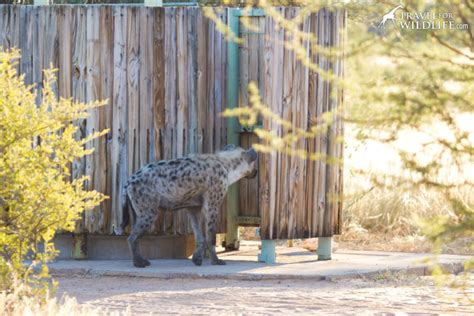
234;8;265;17
225;8;241;251
34;0;51;4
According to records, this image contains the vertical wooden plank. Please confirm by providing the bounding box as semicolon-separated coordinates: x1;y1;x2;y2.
246;16;261;218
175;7;187;159
259;13;272;239
20;5;34;86
127;6;140;176
278;7;294;239
99;5;114;234
213;10;223;153
84;6;101;233
213;9;229;232
196;9;208;154
293;12;311;238
272;8;285;239
111;5;128;234
323;10;335;237
0;5;18;51
139;6;153;167
33;6;45;104
306;11;318;237
43;5;59;95
151;7;166;234
153;7;165;161
72;5;87;103
238;16;249;217
335;10;346;235
205;15;215;154
58;5;72;99
71;5;88;233
174;7;188;234
164;7;177;160
0;5;6;50
186;8;198;156
163;7;177;232
312;9;326;236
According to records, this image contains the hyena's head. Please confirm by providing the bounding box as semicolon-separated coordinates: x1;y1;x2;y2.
219;145;258;183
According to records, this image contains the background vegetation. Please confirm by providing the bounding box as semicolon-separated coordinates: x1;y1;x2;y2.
0;50;107;298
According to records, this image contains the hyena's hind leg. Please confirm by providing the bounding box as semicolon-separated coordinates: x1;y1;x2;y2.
126;190;159;268
187;207;205;266
204;201;226;265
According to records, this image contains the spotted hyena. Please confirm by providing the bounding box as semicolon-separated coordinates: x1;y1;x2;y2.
115;145;258;268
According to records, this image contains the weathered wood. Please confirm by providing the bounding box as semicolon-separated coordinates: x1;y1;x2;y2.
139;7;152;168
43;5;58;95
5;5;344;238
153;8;165;161
58;5;72;99
85;6;101;232
98;5;114;233
111;5;128;234
127;6;140;176
196;10;208;154
164;7;177;161
71;6;87;233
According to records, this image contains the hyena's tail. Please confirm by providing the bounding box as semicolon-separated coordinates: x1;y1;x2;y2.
113;185;136;235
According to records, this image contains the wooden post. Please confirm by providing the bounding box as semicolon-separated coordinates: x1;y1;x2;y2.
33;0;50;5
258;240;276;264
72;234;87;260
317;237;332;260
144;0;163;7
225;8;240;251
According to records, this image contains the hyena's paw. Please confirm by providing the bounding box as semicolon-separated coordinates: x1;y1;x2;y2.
192;252;203;266
133;257;151;268
211;258;226;265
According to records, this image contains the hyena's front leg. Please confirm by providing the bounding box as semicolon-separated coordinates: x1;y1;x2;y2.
204;201;225;265
187;207;205;266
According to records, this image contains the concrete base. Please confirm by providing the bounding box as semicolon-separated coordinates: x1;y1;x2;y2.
317;237;333;260
54;234;195;260
258;240;276;264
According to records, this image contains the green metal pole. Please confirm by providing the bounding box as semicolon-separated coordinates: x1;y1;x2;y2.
144;0;163;6
225;9;240;251
33;0;50;5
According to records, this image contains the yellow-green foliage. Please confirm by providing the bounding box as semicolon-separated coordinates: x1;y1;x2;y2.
0;50;107;294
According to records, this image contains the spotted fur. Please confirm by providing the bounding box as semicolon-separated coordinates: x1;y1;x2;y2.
116;145;258;268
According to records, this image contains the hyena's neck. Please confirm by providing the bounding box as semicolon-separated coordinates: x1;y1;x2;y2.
227;162;248;185
215;155;246;185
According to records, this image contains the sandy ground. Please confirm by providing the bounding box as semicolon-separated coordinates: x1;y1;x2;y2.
56;275;473;315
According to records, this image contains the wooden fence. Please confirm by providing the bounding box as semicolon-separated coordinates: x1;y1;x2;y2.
0;5;344;239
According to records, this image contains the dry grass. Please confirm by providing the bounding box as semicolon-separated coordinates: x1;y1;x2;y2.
241;121;473;255
338;122;473;254
0;281;130;316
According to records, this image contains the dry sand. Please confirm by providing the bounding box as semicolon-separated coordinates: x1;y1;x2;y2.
56;275;473;315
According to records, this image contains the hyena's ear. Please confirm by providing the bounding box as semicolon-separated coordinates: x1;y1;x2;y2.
223;144;237;151
244;148;258;162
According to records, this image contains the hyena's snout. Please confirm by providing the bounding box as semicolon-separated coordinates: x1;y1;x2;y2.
246;148;258;179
